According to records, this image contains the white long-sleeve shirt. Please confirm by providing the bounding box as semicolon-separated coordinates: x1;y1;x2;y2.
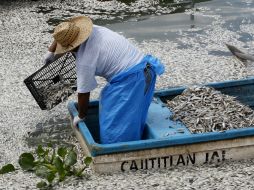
75;25;144;93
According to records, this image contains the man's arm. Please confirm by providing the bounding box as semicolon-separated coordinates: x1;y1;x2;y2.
48;40;57;52
78;92;90;119
43;40;64;64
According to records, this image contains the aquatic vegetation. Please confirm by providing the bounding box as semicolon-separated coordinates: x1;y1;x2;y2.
0;164;15;174
0;144;92;189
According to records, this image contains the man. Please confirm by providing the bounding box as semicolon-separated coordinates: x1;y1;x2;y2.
44;16;164;144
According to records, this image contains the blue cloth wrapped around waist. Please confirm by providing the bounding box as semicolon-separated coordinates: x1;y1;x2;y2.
99;55;165;144
110;54;165;83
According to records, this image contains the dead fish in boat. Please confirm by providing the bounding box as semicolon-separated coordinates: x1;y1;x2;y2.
226;43;254;62
166;86;254;134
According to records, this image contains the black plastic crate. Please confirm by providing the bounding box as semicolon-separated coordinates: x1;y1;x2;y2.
24;53;77;110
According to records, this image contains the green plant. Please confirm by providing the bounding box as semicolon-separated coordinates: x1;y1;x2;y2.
0;164;15;174
0;143;92;189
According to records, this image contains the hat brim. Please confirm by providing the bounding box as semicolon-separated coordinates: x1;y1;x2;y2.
54;16;93;55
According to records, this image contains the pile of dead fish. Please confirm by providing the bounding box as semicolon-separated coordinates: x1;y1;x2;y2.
167;86;254;133
38;80;76;110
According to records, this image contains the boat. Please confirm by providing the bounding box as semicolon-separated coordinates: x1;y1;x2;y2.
67;77;254;173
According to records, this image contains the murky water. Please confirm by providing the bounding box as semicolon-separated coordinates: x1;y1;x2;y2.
37;0;198;27
107;0;254;46
36;0;254;45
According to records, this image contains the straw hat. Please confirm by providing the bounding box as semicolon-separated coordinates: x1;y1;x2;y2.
53;16;93;54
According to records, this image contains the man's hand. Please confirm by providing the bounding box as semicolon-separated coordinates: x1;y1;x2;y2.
43;51;56;65
42;40;59;65
73;115;86;129
73;93;90;130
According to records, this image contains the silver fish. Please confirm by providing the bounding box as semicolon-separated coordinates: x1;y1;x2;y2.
38;77;76;110
167;86;254;133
